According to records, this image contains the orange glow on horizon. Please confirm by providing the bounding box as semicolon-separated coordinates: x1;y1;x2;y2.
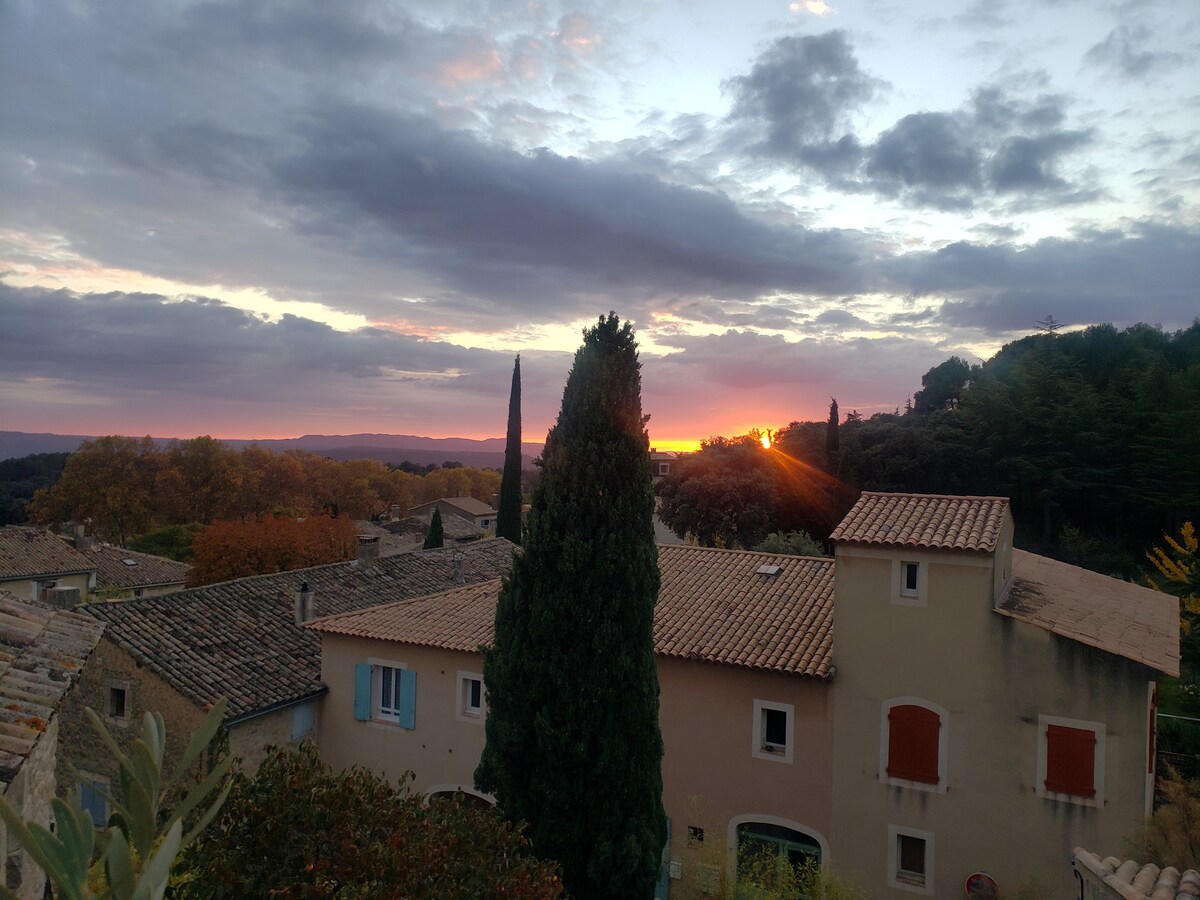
648;438;702;453
760;432;772;450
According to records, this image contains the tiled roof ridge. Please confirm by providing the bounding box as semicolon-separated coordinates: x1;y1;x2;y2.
125;538;511;598
307;576;505;632
1074;847;1200;899
655;543;831;562
859;490;1010;502
831;492;1009;552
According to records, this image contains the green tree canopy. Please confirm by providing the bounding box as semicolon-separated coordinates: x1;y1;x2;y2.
476;313;665;899
424;506;445;549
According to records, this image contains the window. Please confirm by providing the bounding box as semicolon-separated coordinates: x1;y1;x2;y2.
687;825;705;845
1036;715;1105;806
107;687;127;720
735;821;822;890
354;661;416;729
881;699;948;792
292;700;314;740
457;671;484;723
892;559;926;606
79;775;108;828
752;700;794;763
887;825;934;894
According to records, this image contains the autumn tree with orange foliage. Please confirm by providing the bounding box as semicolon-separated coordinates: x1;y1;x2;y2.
187;515;358;586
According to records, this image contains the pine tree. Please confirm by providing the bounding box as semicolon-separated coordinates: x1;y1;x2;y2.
423;507;444;549
476;313;665;900
495;355;523;544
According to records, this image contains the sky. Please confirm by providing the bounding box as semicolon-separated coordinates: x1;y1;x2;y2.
1;0;1197;450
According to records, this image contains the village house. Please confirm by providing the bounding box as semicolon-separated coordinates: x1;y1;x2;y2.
56;537;516;824
409;496;497;532
0;526;95;606
79;542;189;600
305;492;1178;898
0;590;104;899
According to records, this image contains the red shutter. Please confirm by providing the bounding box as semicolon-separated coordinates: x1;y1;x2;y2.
1045;724;1096;797
887;705;941;784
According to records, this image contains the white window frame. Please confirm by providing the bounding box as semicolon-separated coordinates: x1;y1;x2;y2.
1035;714;1105;808
879;697;949;794
456;671;485;724
892;559;926;607
887;824;934;895
368;656;412;726
751;699;794;764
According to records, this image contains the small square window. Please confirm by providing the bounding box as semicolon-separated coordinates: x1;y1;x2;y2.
457;671;485;724
901;562;919;595
897;834;926;882
107;686;128;720
752;700;794;763
687;826;705;845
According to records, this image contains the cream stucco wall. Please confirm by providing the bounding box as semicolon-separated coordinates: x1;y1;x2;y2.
0;572;91;605
317;633;836;895
829;534;1155;898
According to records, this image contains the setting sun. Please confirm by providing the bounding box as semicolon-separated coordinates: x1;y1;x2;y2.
760;432;771;450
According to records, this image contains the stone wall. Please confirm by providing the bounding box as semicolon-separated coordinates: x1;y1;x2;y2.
56;637;206;800
0;717;60;899
228;702;316;775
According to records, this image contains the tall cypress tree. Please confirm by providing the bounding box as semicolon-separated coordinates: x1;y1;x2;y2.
476;313;664;900
423;507;444;549
495;355;523;544
825;396;840;474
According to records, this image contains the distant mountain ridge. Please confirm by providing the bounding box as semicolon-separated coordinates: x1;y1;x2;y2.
0;431;543;468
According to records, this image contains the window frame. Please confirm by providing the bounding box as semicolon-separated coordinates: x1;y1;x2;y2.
892;559;927;607
357;657;417;730
1036;714;1105;807
880;698;949;794
456;670;485;724
104;679;133;728
291;699;315;740
887;824;934;895
78;773;110;828
751;699;794;764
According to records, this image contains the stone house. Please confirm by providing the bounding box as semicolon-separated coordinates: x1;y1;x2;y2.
56;538;517;821
80;542;188;600
0;590;104;899
305;492;1178;898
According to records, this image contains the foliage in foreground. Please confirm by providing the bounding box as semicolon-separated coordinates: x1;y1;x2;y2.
179;742;561;899
1128;769;1200;869
477;313;665;899
0;700;231;900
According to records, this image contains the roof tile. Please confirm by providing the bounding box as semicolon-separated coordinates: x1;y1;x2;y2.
830;492;1009;552
0;527;95;581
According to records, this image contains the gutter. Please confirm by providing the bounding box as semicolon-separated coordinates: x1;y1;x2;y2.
224;686;329;727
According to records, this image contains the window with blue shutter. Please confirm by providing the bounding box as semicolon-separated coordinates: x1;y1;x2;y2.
397;669;417;729
354;663;372;721
79;778;107;827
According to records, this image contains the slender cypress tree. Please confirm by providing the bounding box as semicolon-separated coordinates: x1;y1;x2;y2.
476;313;664;900
495;355;523;544
423;507;444;549
825;396;840;474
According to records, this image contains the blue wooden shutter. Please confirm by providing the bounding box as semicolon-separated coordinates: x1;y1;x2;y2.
397;669;417;729
80;780;106;827
655;815;671;899
354;663;372;721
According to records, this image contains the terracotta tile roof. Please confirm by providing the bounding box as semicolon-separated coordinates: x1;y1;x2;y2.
0;590;105;786
1073;848;1200;899
310;545;835;678
354;521;422;558
997;550;1180;676
85;539;517;720
0;527;95;581
830;492;1009;552
83;543;189;592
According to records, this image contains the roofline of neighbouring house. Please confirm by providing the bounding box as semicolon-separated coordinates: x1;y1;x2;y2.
224;686;329;727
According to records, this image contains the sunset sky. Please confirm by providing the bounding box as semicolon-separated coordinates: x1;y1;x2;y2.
1;0;1197;450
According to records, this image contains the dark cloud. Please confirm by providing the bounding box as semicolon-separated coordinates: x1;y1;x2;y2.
1084;25;1185;78
723;31;880;160
721;35;1096;210
883;224;1200;334
269;102;871;321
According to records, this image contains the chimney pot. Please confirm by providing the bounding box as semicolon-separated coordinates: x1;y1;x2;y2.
357;535;380;568
452;551;465;585
295;581;315;625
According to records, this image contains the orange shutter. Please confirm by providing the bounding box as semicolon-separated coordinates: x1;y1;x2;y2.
887;705;941;784
1045;724;1096;797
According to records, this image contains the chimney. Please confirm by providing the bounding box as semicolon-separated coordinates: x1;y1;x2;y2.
46;586;82;609
357;535;380;569
452;551;465;585
294;581;315;625
73;524;93;552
